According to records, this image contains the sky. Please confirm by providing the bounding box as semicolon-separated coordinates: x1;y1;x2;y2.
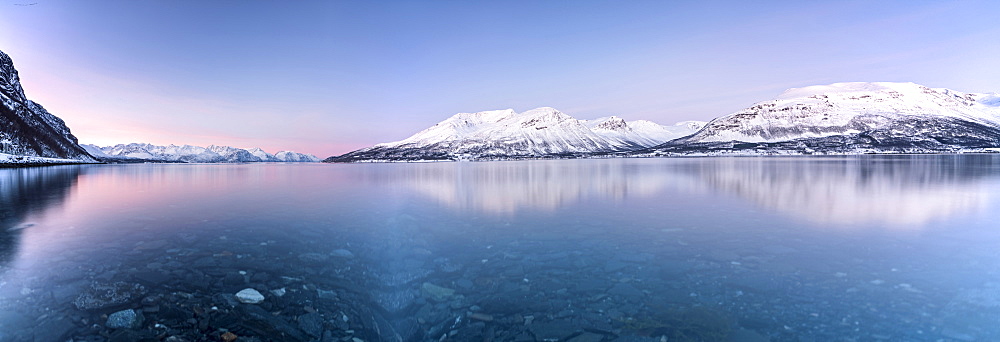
2;0;999;157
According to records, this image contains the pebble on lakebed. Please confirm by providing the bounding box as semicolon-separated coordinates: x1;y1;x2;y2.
235;288;265;304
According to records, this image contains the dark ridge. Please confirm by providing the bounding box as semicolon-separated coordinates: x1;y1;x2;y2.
642;116;1000;156
0;49;96;163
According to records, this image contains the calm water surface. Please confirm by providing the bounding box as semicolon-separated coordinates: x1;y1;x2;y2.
2;156;1000;342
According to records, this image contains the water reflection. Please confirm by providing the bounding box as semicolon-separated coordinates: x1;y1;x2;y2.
676;156;999;227
0;166;81;267
1;159;999;341
379;156;1000;227
363;160;674;213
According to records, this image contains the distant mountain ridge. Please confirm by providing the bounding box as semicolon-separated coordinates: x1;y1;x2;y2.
327;107;705;162
9;47;998;166
84;143;320;163
329;82;1000;162
644;82;1000;155
1;49;96;165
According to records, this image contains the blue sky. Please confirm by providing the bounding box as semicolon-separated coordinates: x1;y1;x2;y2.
2;0;999;156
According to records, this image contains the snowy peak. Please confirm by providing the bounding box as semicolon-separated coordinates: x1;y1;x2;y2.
399;109;518;144
585;117;707;148
774;82;997;106
274;151;321;162
207;145;261;162
453;108;518;126
0;51;27;104
591;116;630;132
517;107;575;126
775;82;925;100
673;81;1000;145
247;147;279;162
651;82;1000;155
329;107;702;162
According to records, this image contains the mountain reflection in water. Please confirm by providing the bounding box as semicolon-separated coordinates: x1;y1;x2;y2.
674;155;997;227
362;160;673;213
0;166;81;267
381;156;999;227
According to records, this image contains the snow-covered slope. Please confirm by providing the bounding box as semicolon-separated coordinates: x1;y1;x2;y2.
207;145;261;162
649;82;1000;155
274;151;321;162
247;147;279;162
86;143;319;163
1;49;96;165
96;143;222;163
0;152;94;165
328;107;702;162
584;116;706;148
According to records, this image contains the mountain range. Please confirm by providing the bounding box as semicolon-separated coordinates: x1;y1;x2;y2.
328;82;1000;162
328;107;705;162
1;49;319;166
644;82;1000;156
83;143;320;163
5;47;1000;165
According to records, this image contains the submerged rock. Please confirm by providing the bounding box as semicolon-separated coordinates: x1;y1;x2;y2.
298;312;324;338
106;309;144;329
608;283;644;301
298;252;329;263
566;332;605;342
224;304;310;341
212;293;241;308
469;312;494;322
74;282;147;310
531;320;580;341
421;282;455;302
374;267;432;287
373;288;419;314
331;249;354;259
235;288;265;304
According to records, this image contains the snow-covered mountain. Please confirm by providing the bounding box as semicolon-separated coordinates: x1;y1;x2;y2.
646;82;1000;155
85;143;320;163
584;116;706;148
274;150;321;162
207;145;261;163
327;107;704;162
1;49;96;165
247;147;279;162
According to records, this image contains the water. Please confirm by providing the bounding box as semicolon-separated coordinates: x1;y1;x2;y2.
2;156;1000;341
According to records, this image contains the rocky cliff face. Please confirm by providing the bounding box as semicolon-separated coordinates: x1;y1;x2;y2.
0;50;96;163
